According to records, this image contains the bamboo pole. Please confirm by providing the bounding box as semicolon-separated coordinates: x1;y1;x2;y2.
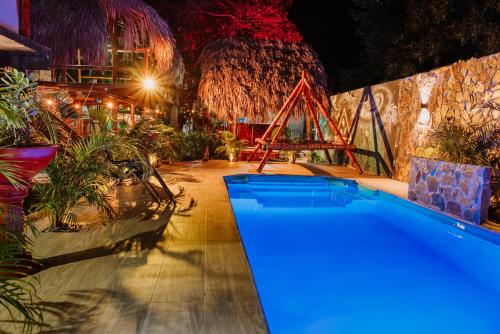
304;88;332;165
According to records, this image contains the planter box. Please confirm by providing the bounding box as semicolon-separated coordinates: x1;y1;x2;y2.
408;157;491;224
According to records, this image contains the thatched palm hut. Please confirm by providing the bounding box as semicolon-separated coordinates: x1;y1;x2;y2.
30;0;183;82
198;38;329;123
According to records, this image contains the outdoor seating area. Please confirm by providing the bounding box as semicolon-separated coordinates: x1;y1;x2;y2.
0;0;499;333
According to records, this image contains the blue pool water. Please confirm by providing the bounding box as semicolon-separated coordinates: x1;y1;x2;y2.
224;175;500;334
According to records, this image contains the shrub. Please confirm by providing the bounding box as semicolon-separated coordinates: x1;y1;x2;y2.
425;118;499;221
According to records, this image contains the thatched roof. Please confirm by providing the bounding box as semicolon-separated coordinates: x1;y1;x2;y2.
198;38;329;122
30;0;183;81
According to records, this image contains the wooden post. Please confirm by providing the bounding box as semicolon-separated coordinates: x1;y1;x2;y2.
111;27;118;84
248;80;304;161
130;104;135;127
18;0;30;37
144;49;149;73
303;79;363;174
77;49;82;83
304;88;332;165
61;67;67;83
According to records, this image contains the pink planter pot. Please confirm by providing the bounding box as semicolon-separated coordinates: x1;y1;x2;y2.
0;146;58;231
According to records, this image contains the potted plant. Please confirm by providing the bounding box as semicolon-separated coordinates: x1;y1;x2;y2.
0;67;57;231
286;150;299;164
216;131;246;162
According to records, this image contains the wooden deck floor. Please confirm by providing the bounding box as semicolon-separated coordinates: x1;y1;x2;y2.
0;160;495;333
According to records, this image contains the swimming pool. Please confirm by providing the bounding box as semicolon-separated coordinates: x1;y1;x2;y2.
224;174;500;334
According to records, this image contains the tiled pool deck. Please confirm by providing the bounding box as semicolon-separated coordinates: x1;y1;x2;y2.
0;161;422;333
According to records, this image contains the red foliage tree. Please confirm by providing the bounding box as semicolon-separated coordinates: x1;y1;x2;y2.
156;0;303;57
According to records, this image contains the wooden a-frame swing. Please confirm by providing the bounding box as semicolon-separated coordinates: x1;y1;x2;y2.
248;71;363;174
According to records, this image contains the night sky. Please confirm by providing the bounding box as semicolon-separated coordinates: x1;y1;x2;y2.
289;0;362;90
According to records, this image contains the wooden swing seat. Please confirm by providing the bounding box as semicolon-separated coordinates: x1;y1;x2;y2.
256;138;356;151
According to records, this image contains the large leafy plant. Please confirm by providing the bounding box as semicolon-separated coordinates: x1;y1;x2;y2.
215;131;246;161
33;134;148;230
125;120;185;164
0;226;43;333
182;130;223;161
426;117;500;220
0;68;37;146
0;67;61;147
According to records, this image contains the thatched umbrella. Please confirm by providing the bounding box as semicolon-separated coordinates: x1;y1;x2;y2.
30;0;183;82
198;38;329;123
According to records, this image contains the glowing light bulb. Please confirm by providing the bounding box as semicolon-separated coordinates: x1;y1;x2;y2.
106;102;113;109
418;108;431;126
143;77;156;90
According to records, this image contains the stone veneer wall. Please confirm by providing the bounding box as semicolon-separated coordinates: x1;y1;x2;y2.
328;52;500;181
408;157;491;224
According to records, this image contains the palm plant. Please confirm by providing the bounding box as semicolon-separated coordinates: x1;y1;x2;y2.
33;134;149;230
151;124;185;163
427;119;500;220
0;226;43;333
215;131;246;162
0;68;36;146
121;120;185;164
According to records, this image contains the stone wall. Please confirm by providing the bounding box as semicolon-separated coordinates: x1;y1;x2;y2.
408;157;491;224
328;52;500;181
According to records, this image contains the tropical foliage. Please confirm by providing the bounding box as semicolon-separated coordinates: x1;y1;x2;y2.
426;118;500;220
216;131;246;161
0;226;43;333
0;68;38;147
32;134;148;230
181;130;222;161
125;120;185;163
0;67;64;148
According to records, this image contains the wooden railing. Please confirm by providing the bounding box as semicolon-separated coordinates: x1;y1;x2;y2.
50;64;144;85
